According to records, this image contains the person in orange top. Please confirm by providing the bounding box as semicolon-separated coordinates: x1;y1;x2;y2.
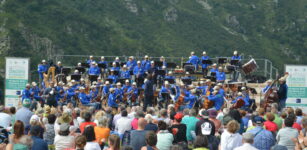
94;116;110;146
264;112;278;132
80;112;97;133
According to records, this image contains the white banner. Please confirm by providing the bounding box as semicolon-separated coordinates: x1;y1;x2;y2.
5;57;29;107
285;65;307;113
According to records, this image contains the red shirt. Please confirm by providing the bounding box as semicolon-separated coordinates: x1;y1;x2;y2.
264;121;278;132
80;122;97;133
131;118;138;130
293;122;302;131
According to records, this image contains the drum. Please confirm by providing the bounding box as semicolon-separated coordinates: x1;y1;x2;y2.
242;59;257;74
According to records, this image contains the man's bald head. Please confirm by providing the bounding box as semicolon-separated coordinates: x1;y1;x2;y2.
138;118;147;130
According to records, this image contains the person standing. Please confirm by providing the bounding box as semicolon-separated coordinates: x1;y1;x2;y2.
144;75;154;111
277;77;288;111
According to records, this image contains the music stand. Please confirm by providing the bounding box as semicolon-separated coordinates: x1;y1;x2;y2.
120;62;126;67
202;60;213;65
183;63;192;68
106;78;114;84
164;78;175;84
182;78;192;85
161;93;170;100
118;78;128;85
98;63;107;69
167;62;177;69
154;61;163;68
61;68;71;76
230;60;240;66
56;74;67;84
129;70;134;75
113;70;119;76
89;75;99;83
75;67;86;74
218;58;227;64
71;74;81;81
210;72;216;77
184;65;195;74
136;77;144;86
81;63;90;68
156;70;166;76
249;87;257;94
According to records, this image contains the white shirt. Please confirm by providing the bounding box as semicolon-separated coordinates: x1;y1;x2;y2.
116;117;132;134
234;143;259;150
54;135;75;150
0;112;12;129
221;130;243;150
84;142;100;150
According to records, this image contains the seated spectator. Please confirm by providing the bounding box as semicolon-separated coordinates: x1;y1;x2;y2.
0;105;12;129
75;135;87;150
264;112;278;132
83;125;100;150
220;120;242;150
141;131;158;150
296;108;303;125
193;135;209;150
43;114;56;145
54;123;75;150
234;132;258;150
130;118;147;150
156;121;173;150
94;116;110;146
208;109;221;135
144;114;158;132
115;110;132;138
107;134;120;150
6;120;32;150
169;113;187;144
248;116;275;150
30;125;48;150
80;112;97;133
276;116;299;150
181;109;199;142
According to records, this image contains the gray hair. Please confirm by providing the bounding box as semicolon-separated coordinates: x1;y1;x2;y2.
242;132;254;144
98;116;108;127
189;109;197;117
302;117;307;128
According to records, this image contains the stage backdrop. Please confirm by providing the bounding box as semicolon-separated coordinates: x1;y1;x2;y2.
5;57;29;107
285;65;307;112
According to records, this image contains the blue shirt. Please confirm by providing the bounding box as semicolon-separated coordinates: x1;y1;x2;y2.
38;64;48;74
126;60;137;71
32;136;48;150
208;94;224;110
210;68;218;73
88;66;100;75
262;85;271;93
133;66;145;76
120;70;131;79
78;92;91;104
30;86;40;96
98;61;108;67
201;56;210;68
184;95;196;109
216;71;226;81
108;93;118;107
86;59;96;64
107;75;118;83
103;86;110;95
231;55;241;60
22;89;31;101
248;126;275;150
189;55;200;66
141;60;151;71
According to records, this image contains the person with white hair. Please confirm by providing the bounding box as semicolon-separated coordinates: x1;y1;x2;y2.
262;79;273;94
86;55;96;64
88;62;100;76
208;90;224;110
38;59;48;83
231;50;241;60
98;56;108;78
210;63;218;74
120;65;131;79
159;56;167;69
107;69;118;84
234;132;258;150
133;61;145;86
55;61;63;74
158;81;171;109
187;51;200;70
141;55;151;72
114;56;121;64
127;82;139;106
78;87;100;110
126;56;137;71
111;61;120;71
231;92;245;109
216;66;226;83
164;71;175;81
122;79;131;92
201;51;211;75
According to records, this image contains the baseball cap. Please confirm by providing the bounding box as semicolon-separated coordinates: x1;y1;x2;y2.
174;113;183;121
199;109;209;119
254;116;265;124
23;99;31;108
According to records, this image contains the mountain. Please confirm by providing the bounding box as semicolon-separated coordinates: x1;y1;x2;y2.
0;0;306;80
